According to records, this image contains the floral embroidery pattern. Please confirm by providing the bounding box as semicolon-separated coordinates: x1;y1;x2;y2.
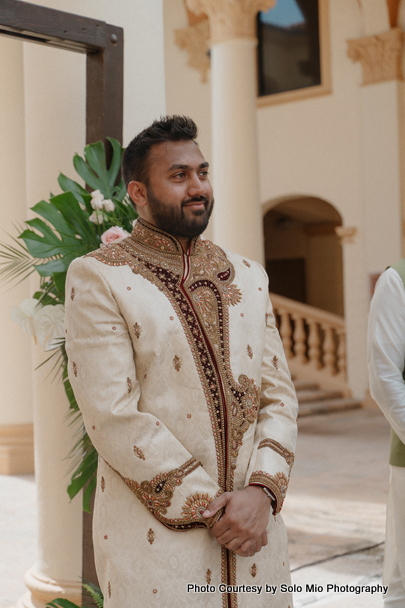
147;528;155;545
243;259;251;268
250;563;257;578
108;581;111;598
173;355;182;371
70;287;76;301
101;476;105;492
247;345;253;359
258;439;295;467
72;362;77;377
133;322;141;338
127;377;133;393
106;457;222;531
249;471;289;513
206;569;212;584
133;445;145;460
272;355;279;369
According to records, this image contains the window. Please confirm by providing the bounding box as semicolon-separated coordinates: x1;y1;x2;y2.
257;0;330;105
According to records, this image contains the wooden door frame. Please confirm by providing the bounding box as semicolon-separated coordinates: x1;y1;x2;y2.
0;0;124;596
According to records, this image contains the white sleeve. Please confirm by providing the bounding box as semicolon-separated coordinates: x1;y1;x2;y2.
367;267;405;443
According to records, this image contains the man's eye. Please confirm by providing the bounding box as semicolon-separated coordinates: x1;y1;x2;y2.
174;172;185;179
199;171;209;178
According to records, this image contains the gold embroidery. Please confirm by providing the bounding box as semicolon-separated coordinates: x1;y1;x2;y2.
101;476;105;492
127;377;133;393
72;362;77;377
133;445;145;460
133;322;141;338
147;528;155;545
272;356;279;369
257;439;295;467
173;355;182;371
243;259;251;268
70;287;76;300
153;589;158;594
250;563;257;578
108;581;111;598
249;471;289;514
247;345;253;359
106;457;220;530
206;568;212;584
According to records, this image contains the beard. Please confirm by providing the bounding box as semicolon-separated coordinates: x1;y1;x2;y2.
146;186;214;239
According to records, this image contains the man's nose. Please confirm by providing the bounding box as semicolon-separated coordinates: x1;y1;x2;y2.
187;173;205;196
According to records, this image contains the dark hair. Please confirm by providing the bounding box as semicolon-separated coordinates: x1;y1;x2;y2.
122;115;198;188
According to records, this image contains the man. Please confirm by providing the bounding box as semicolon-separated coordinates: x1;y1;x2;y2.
65;116;298;607
368;261;405;606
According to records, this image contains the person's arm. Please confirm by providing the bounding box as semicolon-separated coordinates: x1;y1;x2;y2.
368;267;405;444
65;256;223;531
204;288;298;555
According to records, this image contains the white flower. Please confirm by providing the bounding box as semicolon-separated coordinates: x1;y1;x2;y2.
79;202;87;211
90;189;105;210
91;189;104;201
10;299;42;341
89;211;104;225
34;304;65;351
103;199;115;212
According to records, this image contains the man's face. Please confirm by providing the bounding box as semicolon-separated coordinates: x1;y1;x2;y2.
140;140;214;240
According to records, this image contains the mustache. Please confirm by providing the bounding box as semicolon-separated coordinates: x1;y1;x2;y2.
182;195;210;206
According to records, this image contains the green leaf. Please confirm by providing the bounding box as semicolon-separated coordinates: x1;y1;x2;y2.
106;137;124;189
30;200;77;240
34;259;68;277
50;192;98;246
58;174;89;204
73;154;102;193
46;600;80;608
63;367;79;411
83;475;97;513
19;229;63;259
53;271;67;297
67;447;98;501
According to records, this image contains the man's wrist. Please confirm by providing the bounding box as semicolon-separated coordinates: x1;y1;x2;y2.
248;483;275;504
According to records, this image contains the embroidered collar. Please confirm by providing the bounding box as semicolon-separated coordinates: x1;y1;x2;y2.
130;218;202;256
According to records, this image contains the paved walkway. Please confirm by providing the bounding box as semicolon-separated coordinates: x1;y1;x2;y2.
0;408;391;607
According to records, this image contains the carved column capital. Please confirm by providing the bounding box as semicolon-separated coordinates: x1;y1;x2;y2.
175;20;210;82
185;0;276;45
347;27;404;85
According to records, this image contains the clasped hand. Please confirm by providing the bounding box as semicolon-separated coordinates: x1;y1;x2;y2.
202;485;271;557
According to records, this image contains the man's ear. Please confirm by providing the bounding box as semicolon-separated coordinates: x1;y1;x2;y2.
127;181;147;208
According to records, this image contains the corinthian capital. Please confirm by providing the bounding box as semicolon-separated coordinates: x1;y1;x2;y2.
186;0;276;44
347;27;404;85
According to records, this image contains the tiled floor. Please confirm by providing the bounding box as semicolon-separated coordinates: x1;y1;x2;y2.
0;408;392;607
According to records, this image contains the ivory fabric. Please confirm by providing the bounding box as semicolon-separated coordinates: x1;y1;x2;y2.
65;219;298;608
383;466;405;606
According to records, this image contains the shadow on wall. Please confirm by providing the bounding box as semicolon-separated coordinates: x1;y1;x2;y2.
263;195;344;317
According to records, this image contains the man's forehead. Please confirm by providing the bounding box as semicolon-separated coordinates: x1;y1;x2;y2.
148;140;206;170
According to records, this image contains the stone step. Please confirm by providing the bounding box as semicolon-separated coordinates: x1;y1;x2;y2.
295;388;343;403
292;379;319;392
298;397;363;418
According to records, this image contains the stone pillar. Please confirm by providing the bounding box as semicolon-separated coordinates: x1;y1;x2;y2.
14;40;85;608
346;26;404;396
0;37;35;475
186;0;276;264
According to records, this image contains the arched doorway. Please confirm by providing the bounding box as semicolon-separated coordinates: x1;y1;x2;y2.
263;195;344;316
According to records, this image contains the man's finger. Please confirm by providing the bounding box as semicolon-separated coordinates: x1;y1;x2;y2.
203;493;230;518
261;531;268;547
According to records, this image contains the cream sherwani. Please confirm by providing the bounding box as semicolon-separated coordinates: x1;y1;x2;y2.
65;219;298;608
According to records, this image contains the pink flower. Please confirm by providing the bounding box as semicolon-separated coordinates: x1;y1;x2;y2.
101;226;129;244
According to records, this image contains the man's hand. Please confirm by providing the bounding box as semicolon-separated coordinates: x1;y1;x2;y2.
203;485;271;557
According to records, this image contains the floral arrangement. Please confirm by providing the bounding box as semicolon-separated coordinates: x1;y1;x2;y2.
0;137;137;511
46;582;103;608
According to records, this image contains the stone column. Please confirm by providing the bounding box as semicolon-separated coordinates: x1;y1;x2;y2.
0;37;35;475
346;26;404;396
186;0;276;265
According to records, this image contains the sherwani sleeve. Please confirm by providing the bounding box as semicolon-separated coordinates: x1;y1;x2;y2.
65;256;222;531
368;268;405;445
245;294;298;514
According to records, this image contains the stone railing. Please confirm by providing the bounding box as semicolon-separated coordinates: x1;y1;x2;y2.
269;292;351;397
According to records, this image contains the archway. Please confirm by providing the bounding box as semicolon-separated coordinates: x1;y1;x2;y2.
263;195;344;316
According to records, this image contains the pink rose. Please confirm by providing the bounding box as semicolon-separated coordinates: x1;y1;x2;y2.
101;226;129;244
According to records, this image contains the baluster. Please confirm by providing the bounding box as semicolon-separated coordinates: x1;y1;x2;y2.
279;310;293;359
308;321;322;369
292;315;307;363
322;325;336;374
336;329;347;378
